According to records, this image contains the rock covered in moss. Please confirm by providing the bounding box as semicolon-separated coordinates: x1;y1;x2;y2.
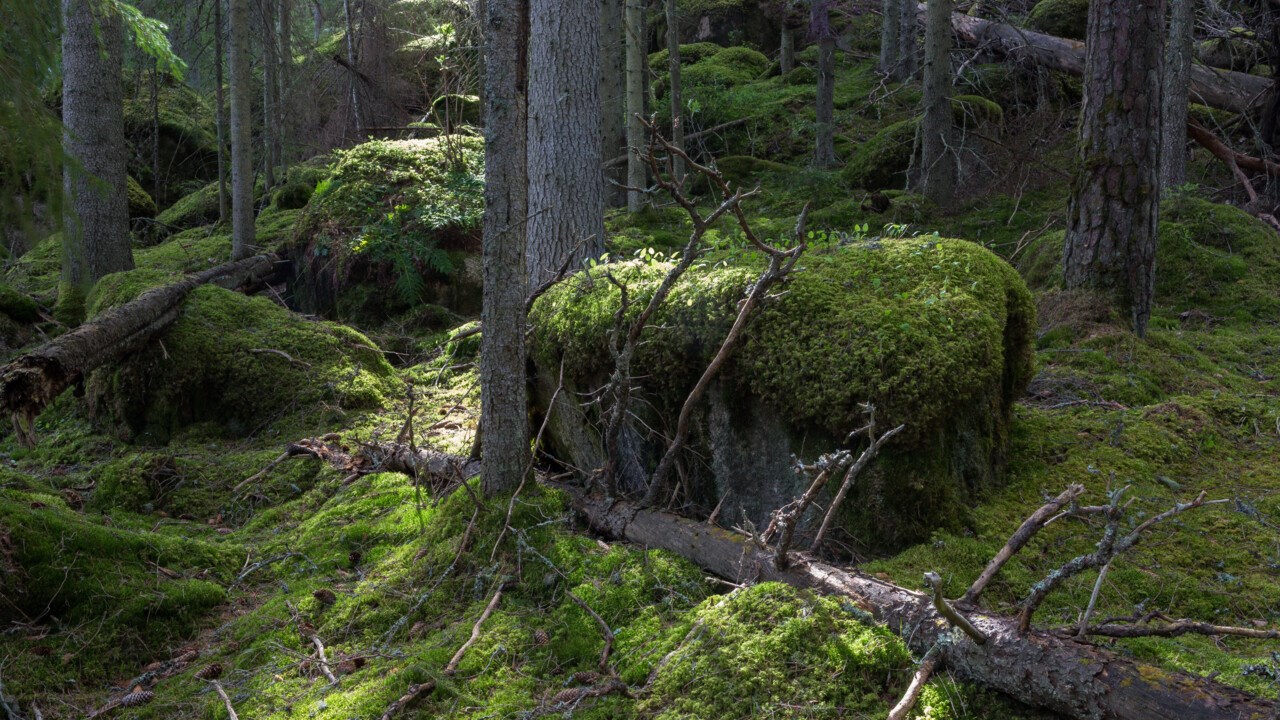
531;237;1035;550
83;269;400;442
647;42;726;72
843;118;918;191
122;78;219;208
1026;0;1089;40
126;176;158;220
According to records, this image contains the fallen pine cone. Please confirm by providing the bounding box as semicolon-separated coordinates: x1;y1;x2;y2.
571;671;600;685
550;687;583;705
532;629;550;648
172;648;199;664
61;489;84;511
194;663;223;680
120;689;155;707
313;588;337;606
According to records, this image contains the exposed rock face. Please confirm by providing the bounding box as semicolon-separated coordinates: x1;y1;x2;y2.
530;237;1035;552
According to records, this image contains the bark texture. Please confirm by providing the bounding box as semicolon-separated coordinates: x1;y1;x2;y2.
60;0;133;311
262;0;279;189
666;0;686;184
230;0;257;260
624;0;647;212
918;0;955;203
480;0;530;495
898;0;919;78
527;0;605;289
780;23;795;74
1062;0;1164;337
215;0;230;223
343;0;364;137
1161;0;1194;189
565;488;1279;720
812;3;837;168
600;0;627;206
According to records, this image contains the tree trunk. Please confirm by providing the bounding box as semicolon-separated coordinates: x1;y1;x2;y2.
898;0;919;78
60;0;134;323
666;0;685;184
600;0;627;206
1160;0;1194;190
812;2;837;168
1063;0;1164;337
262;0;278;190
480;0;530;495
933;4;1268;115
151;60;161;202
527;0;606;289
880;0;903;78
917;0;955;204
343;0;364;138
780;22;795;74
279;0;292;175
1258;5;1280;149
230;0;257;260
625;0;647;213
0;254;276;438
312;0;323;40
564;488;1279;720
215;0;230;223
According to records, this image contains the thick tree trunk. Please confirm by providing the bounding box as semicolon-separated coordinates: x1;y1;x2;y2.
0;255;276;438
934;5;1268;115
262;0;278;190
1258;6;1280;149
881;0;905;79
898;0;919;78
625;0;647;213
1063;0;1164;337
564;488;1278;720
480;0;530;495
343;0;364;138
279;0;292;174
812;2;837;168
215;0;230;223
666;0;685;184
230;0;257;260
1161;0;1194;190
527;0;605;289
60;0;134;321
780;22;795;74
917;0;955;203
600;0;627;206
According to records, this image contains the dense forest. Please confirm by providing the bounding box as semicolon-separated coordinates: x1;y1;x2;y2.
1;0;1279;717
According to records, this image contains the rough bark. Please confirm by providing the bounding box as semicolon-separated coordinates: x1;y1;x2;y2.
600;0;627;206
780;22;795;74
480;0;530;495
934;5;1269;115
230;0;257;260
60;0;134;317
343;0;364;137
666;0;686;184
625;0;647;212
917;0;955;203
812;3;837;168
527;0;605;290
1259;5;1280;149
262;0;278;190
1062;0;1164;338
1161;0;1194;189
0;255;277;437
279;0;292;174
898;0;919;78
215;0;230;223
881;0;902;77
564;488;1279;720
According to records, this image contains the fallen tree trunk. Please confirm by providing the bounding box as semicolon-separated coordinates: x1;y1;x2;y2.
564;487;1277;720
0;254;278;444
930;6;1272;115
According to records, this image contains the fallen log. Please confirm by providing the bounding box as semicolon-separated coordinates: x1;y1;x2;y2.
564;487;1277;720
0;254;278;445
930;6;1272;115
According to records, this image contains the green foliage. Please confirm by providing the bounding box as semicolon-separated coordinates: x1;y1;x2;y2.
648;41;726;72
843;118;919;190
0;282;40;323
108;0;188;78
126;175;158;219
1026;0;1090;40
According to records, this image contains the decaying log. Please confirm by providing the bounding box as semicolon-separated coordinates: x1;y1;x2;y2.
0;254;279;445
930;6;1272;115
563;487;1278;720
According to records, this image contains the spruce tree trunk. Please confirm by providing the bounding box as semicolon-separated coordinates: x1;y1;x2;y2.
279;0;292;174
480;0;530;495
812;2;837;168
666;0;685;184
1063;0;1164;337
262;0;278;190
230;0;257;260
215;0;230;223
898;0;918;78
880;0;903;78
1161;0;1193;190
343;0;364;137
625;0;647;213
780;22;795;74
918;0;955;204
312;0;323;40
600;0;627;206
60;0;134;322
527;0;605;288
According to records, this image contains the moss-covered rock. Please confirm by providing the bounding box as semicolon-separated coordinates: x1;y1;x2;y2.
951;94;1004;125
647;42;726;72
680;45;771;89
842;118;918;191
531;237;1035;550
273;179;314;210
0;282;40;323
154;180;224;236
1027;0;1089;40
122;78;219;209
126;175;158;220
83;270;400;442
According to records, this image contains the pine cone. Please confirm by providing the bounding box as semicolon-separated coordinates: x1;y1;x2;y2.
550;688;582;705
532;629;550;647
313;588;337;606
61;489;84;511
571;671;601;685
172;649;199;664
194;663;224;680
120;689;155;707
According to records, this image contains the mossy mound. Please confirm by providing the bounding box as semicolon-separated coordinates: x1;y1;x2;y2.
1026;0;1089;40
951;94;1004;125
1019;197;1280;321
122;78;219;208
680;45;771;89
531;237;1035;550
843;118;918;191
0;282;40;323
127;175;158;220
83;270;400;442
648;41;726;72
153;180;224;236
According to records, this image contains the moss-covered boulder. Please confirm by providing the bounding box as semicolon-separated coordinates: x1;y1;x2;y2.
681;45;771;88
530;237;1035;551
648;42;726;72
1018;197;1280;321
290;136;485;323
843;118;918;191
126;175;158;220
1027;0;1089;41
122;78;219;209
154;180;224;236
83;269;400;442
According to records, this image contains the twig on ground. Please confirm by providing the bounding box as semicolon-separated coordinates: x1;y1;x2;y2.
887;643;946;720
809;406;905;552
210;681;240;720
925;571;987;645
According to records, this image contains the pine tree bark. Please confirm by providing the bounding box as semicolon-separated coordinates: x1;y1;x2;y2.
812;2;837;168
527;0;605;289
279;0;292;174
262;0;278;190
343;0;364;137
60;0;134;322
625;0;647;213
1063;0;1164;337
918;0;955;203
215;0;230;223
880;0;903;78
600;0;627;206
666;0;685;184
898;0;919;78
1160;0;1193;190
480;0;530;495
780;22;795;74
230;0;257;260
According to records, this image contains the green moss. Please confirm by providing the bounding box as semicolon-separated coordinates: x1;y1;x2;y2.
843;118;918;191
1027;0;1089;40
680;46;771;89
127;175;158;219
122;79;219;208
273;179;315;210
0;282;40;323
648;42;725;72
154;180;224;235
951;94;1004;125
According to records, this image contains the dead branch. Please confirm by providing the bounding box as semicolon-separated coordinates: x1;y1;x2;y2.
444;583;506;675
1079;612;1280;640
602;118;750;168
810;407;906;552
887;643;946;720
925;571;986;645
210;681;240;720
771;451;851;569
247;436;482;494
311;636;339;685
